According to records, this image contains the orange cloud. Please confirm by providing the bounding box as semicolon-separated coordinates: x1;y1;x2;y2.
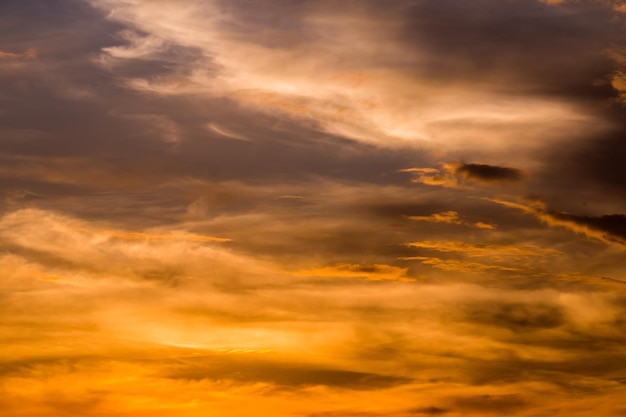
400;256;523;273
611;71;626;103
399;165;460;188
87;229;231;243
408;211;496;229
405;240;559;258
408;211;463;224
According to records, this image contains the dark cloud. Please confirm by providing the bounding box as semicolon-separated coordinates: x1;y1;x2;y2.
409;406;450;415
552;212;626;243
464;301;565;332
165;357;412;389
537;126;626;212
397;0;626;208
494;199;626;247
306;411;390;417
401;0;623;97
455;163;524;184
451;394;528;414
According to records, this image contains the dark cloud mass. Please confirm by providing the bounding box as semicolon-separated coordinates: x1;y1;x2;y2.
455;163;524;183
553;212;626;242
1;0;626;416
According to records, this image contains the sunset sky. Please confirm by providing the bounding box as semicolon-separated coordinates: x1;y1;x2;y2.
2;0;626;416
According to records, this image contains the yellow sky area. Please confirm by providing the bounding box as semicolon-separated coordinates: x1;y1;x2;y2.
2;207;626;416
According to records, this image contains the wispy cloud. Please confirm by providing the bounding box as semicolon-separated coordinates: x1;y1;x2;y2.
86;0;608;157
0;48;37;60
407;211;496;229
293;263;410;281
491;198;626;248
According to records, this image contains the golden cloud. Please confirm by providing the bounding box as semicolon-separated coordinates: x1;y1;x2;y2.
408;211;496;229
293;263;410;281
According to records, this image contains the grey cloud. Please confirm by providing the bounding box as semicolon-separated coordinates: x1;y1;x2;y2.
401;0;623;97
455;163;524;184
536;126;626;214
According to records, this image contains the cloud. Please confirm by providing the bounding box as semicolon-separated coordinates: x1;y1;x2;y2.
122;113;182;143
84;228;231;243
294;263;410;281
401;163;524;188
400;240;563;276
206;122;248;141
84;0;610;157
400;256;523;273
165;356;412;389
409;407;450;415
407;210;496;229
2;1;626;416
450;394;528;414
1;207;626;416
492;199;626;248
464;301;566;332
0;48;37;60
404;241;559;258
455;163;524;183
0;208;251;289
408;211;464;224
399;166;460;188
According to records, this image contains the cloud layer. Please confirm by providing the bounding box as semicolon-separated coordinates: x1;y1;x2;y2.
1;0;626;416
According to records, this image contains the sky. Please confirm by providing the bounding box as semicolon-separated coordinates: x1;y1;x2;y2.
1;0;626;416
